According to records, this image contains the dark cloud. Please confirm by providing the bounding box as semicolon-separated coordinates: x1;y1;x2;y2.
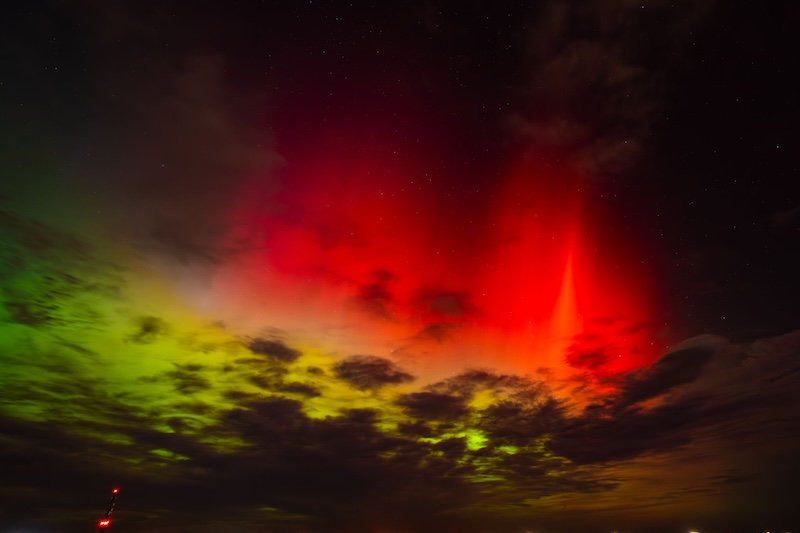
770;204;800;228
432;436;468;457
3;329;800;532
619;342;716;406
422;370;569;447
371;269;395;284
412;288;477;321
397;420;437;438
566;347;610;371
245;365;290;391
164;363;212;395
0;211;123;330
127;315;169;344
206;398;476;529
551;332;800;468
223;389;261;404
4;300;51;327
427;369;547;402
333;354;415;390
550;398;698;464
280;382;322;397
511;0;716;177
410;321;455;343
355;281;395;319
247;338;302;363
480;396;566;446
396;391;470;421
306;365;325;376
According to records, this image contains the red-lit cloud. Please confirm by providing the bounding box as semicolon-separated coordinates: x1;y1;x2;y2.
209;124;663;387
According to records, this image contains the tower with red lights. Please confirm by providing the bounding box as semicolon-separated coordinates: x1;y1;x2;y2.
97;487;119;531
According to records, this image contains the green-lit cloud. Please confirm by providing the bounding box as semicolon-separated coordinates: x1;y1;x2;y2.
2;211;800;533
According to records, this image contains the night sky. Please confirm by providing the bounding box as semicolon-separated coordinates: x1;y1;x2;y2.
1;1;799;532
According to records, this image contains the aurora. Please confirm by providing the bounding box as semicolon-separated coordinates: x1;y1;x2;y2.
2;1;799;532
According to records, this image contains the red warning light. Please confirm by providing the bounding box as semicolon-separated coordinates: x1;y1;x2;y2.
112;488;119;494
98;518;111;527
